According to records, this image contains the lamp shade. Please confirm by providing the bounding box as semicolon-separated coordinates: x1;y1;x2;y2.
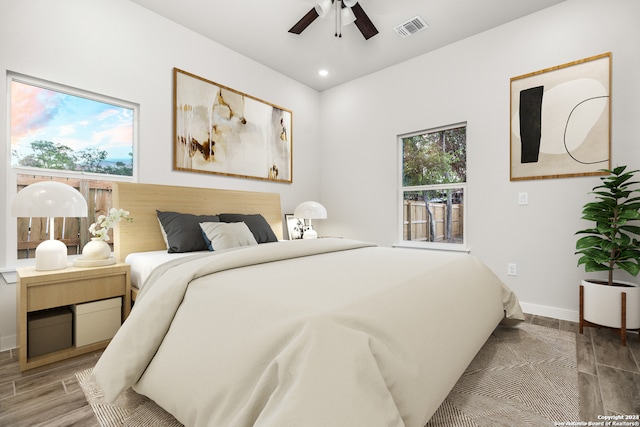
12;181;88;218
294;201;327;219
12;181;88;270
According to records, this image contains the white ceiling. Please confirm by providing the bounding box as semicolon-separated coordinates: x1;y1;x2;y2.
130;0;566;91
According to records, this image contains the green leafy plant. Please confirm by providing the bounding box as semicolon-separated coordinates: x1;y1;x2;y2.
576;166;640;285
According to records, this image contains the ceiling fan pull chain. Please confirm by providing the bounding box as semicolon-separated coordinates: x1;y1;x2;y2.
335;0;340;37
339;0;343;37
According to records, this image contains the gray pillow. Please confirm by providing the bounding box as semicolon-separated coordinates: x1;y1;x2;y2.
156;210;220;253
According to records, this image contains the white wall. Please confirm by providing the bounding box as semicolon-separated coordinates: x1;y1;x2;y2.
319;0;640;321
0;0;321;350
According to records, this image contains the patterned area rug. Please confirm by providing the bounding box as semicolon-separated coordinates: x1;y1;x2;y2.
77;322;577;427
427;322;578;427
75;369;182;426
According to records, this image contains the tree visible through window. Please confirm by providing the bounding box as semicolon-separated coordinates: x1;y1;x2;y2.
401;124;466;246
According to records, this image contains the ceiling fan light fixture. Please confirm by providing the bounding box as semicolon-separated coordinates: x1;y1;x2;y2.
341;7;356;26
289;0;378;40
314;0;332;18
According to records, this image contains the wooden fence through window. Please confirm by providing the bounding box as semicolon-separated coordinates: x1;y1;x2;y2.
403;200;463;243
16;175;113;260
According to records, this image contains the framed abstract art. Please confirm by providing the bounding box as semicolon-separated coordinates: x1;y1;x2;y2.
173;68;293;183
510;53;611;181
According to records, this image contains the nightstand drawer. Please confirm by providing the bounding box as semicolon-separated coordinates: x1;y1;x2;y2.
27;275;126;312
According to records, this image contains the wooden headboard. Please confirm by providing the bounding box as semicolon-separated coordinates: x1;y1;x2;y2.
112;182;283;262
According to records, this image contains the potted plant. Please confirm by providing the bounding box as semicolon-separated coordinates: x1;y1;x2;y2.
74;208;132;267
575;165;640;344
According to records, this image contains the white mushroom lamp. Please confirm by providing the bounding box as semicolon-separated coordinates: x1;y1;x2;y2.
12;181;88;270
294;201;327;239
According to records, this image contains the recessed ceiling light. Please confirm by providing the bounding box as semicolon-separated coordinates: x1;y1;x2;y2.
318;69;329;77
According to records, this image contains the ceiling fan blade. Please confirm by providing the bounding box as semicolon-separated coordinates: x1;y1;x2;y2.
288;8;320;34
351;3;379;40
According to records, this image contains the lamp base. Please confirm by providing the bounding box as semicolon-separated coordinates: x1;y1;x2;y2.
35;239;69;271
303;228;318;239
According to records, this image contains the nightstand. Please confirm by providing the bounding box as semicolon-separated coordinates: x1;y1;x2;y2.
16;262;130;371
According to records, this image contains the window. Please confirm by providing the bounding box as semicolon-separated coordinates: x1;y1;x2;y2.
8;73;138;261
9;73;137;179
399;124;466;249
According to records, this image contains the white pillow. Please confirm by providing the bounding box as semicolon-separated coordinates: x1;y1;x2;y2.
199;222;258;251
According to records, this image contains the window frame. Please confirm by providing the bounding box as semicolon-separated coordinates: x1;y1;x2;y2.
397;123;468;252
8;72;139;182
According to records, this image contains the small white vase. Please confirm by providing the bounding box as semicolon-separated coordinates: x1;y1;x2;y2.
82;238;111;260
582;279;640;329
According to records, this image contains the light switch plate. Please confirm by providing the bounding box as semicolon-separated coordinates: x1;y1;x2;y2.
518;192;528;205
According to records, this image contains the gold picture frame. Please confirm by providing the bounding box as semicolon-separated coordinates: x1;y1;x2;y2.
173;68;293;183
510;53;611;181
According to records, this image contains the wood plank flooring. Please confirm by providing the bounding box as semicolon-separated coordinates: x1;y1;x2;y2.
528;313;640;421
0;314;638;426
0;348;101;427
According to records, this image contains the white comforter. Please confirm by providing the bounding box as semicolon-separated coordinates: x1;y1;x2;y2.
92;239;523;427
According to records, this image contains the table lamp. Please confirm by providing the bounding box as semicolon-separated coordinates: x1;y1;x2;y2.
294;201;327;239
12;181;88;270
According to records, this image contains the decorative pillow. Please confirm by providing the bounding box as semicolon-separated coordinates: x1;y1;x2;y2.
156;210;220;253
218;213;278;243
199;222;258;251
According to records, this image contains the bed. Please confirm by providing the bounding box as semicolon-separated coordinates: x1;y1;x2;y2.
92;182;524;427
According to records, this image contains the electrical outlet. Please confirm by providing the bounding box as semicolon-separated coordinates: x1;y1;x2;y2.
507;263;517;276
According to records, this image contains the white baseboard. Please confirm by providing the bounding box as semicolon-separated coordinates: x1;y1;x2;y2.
520;302;579;323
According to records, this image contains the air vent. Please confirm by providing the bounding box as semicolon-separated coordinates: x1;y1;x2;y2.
394;16;428;38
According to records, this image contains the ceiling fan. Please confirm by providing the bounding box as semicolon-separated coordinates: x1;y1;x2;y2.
288;0;379;40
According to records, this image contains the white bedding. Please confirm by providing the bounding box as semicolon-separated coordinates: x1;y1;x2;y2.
93;239;523;427
125;250;209;290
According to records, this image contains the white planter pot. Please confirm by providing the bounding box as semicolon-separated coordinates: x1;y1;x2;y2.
582;279;640;329
82;238;111;260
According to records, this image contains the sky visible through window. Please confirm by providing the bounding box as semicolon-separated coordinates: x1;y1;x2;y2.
10;79;134;175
